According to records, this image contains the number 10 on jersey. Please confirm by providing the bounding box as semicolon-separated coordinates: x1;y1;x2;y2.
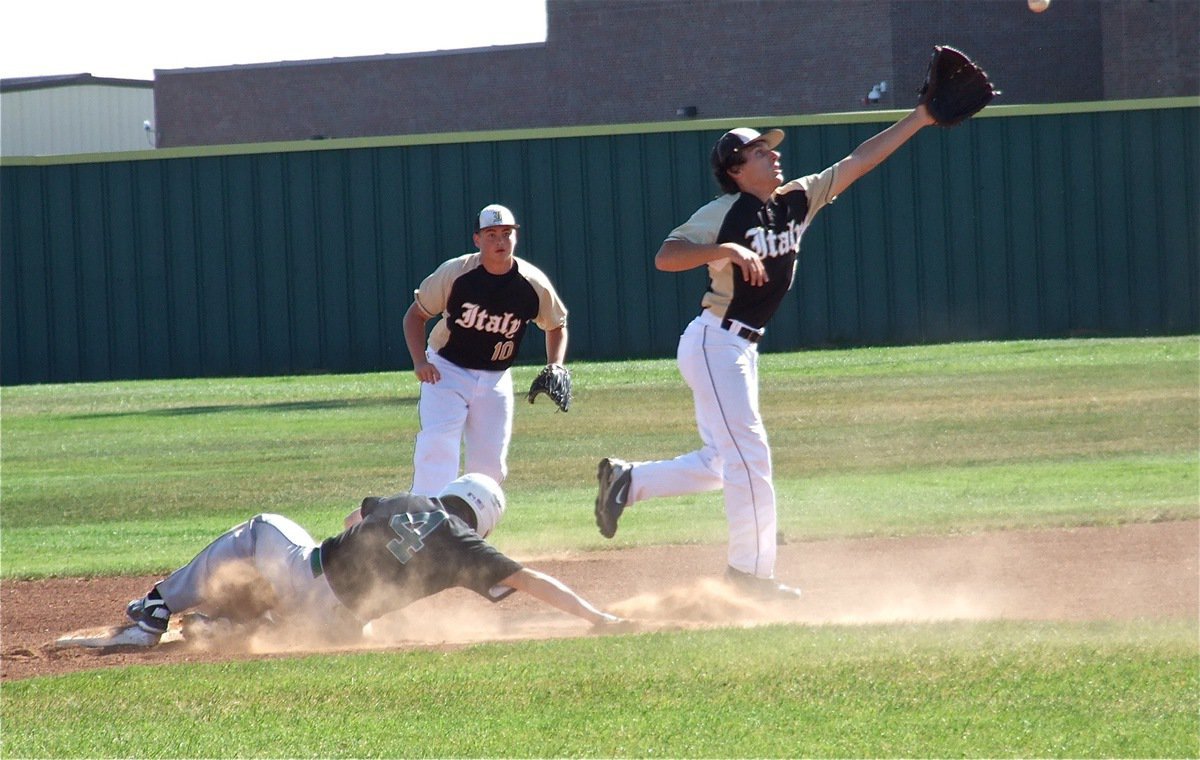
491;341;515;362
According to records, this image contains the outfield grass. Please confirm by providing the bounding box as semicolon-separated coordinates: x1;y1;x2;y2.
2;337;1195;576
1;337;1197;757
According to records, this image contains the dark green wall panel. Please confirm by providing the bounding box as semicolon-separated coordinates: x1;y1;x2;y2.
46;166;82;381
2;103;1196;385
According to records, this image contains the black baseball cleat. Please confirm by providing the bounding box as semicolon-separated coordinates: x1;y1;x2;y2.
724;566;802;602
594;457;632;539
126;589;171;634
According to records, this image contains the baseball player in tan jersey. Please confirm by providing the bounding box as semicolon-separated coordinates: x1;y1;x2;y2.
403;204;568;495
595;106;938;600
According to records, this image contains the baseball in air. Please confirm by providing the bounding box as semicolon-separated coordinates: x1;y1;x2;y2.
1028;0;1050;12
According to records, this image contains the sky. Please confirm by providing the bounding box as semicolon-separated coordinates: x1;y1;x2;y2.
0;1;548;81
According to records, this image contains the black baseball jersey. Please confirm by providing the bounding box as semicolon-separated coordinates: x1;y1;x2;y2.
667;165;840;330
319;492;523;622
414;254;567;371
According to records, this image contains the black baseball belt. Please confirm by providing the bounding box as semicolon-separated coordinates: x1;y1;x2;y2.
720;318;764;344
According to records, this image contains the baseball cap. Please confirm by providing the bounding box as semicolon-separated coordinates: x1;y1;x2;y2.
476;203;520;231
711;127;785;170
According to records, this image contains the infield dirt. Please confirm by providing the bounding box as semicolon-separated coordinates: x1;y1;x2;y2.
4;520;1196;681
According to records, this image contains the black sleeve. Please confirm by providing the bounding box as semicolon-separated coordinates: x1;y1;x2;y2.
358;497;384;518
360;492;436;519
453;533;524;602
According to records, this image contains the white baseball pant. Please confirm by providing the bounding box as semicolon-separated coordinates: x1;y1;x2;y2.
411;349;513;496
154;513;351;632
625;311;777;577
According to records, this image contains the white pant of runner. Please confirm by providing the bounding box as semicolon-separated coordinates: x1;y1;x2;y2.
411;349;514;495
626;311;777;578
155;514;352;633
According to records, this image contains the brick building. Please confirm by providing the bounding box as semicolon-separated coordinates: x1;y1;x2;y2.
147;0;1196;147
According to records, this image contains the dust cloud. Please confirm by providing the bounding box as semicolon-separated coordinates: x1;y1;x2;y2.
169;565;1009;656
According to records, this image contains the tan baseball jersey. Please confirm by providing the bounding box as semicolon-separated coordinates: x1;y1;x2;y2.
667;164;840;329
413;253;567;370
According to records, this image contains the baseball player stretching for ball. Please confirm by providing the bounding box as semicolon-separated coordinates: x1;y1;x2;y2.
404;204;568;495
595;105;938;600
67;474;622;648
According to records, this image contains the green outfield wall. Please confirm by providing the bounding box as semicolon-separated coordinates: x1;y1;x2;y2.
2;99;1196;385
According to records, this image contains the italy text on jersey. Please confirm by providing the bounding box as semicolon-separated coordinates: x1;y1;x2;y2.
743;219;805;259
453;303;524;339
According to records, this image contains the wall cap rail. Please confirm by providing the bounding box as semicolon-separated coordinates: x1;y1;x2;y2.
3;97;1197;167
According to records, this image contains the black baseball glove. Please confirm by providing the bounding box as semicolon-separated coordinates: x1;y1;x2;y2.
918;45;999;127
527;363;572;412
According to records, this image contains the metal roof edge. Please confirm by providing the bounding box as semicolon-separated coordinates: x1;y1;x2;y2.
1;73;153;92
152;42;548;76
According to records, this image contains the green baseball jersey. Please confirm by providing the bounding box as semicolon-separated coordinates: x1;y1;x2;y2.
319;492;522;622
